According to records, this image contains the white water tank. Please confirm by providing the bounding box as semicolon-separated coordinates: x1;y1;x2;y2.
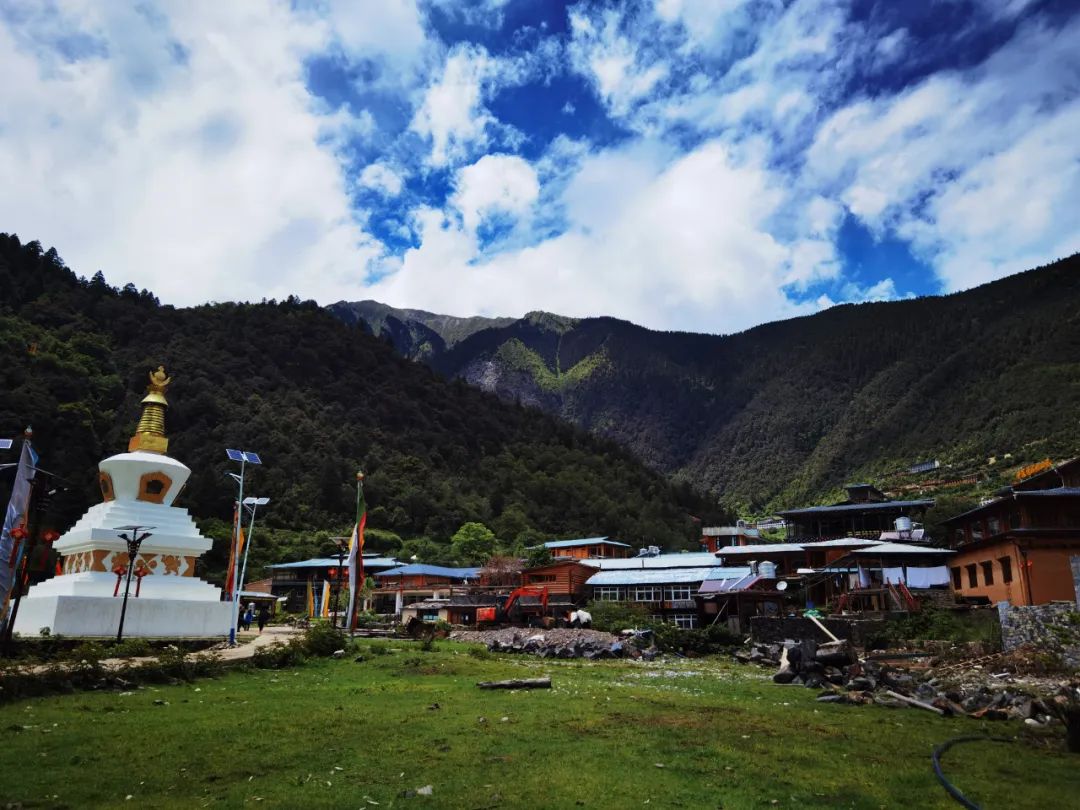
894;516;913;533
758;560;777;579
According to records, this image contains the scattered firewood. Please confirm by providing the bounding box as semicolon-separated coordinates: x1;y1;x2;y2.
476;677;551;690
884;689;945;715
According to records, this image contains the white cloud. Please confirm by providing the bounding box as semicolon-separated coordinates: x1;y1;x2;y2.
452;154;539;234
359;162;404;197
370;139;821;332
0;2;382;305
568;8;670;119
808;16;1080;290
410;44;511;167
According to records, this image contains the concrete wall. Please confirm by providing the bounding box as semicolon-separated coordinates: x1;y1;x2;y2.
14;595;232;638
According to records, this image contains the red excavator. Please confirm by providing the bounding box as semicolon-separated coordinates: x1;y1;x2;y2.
476;585;549;626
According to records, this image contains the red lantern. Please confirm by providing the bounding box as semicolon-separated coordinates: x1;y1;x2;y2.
10;526;28;541
327;568;338;579
41;529;60;544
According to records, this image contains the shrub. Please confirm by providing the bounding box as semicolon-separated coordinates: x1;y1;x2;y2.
302;622;346;656
586;601;650;633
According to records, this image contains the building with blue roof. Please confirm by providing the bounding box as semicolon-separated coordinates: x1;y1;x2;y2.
531;536;633;560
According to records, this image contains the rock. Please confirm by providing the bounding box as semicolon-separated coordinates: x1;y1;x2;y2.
772;667;797;685
804;674;825;689
816;640;854;667
416;785;433;796
847;676;875;692
332;649;345;659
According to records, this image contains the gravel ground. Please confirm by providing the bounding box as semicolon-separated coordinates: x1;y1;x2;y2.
448;627;620;647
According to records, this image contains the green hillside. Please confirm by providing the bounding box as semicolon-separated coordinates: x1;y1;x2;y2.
0;234;729;579
335;255;1080;515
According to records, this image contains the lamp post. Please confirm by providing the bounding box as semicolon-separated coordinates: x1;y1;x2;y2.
114;525;154;643
225;449;262;645
232;496;269;639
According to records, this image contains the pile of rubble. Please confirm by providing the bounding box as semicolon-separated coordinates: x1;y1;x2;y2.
449;628;659;660
739;638;1080;726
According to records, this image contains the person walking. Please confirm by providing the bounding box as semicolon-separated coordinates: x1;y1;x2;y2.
243;604;254;632
257;604;269;633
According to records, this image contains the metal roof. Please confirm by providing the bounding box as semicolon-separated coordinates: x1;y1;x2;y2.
779;499;934;516
589;552;720;569
267;556;400;570
587;566;751;586
540;536;631;549
850;542;953;556
698;574;762;594
1014;487;1080;498
715;543;806;555
808;537;885;548
374;564;481;579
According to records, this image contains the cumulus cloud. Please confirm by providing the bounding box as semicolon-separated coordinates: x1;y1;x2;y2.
359;162;405;197
0;2;381;305
452;154;539;235
807;16;1080;290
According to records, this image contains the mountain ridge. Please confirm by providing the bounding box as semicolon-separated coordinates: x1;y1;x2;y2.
330;254;1080;513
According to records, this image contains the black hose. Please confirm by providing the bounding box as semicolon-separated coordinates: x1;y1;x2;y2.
932;735;1014;809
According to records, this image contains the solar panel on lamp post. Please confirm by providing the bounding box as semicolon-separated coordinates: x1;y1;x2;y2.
234;496;269;634
225;449;262;645
0;439;13;450
114;526;155;642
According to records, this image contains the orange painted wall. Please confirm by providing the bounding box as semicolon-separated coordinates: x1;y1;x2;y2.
952;540;1080;605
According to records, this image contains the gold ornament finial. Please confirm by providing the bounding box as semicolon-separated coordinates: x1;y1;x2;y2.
128;366;172;454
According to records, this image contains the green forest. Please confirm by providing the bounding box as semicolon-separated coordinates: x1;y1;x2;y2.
0;234;729;582
339;254;1080;515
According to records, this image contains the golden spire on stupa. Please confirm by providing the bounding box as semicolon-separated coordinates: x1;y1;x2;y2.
128;366;172;454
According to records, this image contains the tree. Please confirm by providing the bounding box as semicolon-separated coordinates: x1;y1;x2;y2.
480;554;523;586
524;545;553;569
450;522;498;564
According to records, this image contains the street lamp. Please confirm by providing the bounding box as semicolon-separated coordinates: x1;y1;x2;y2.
225;449;262;644
114;525;154;643
232;496;269;640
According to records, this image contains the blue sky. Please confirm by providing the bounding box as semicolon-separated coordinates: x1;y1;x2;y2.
0;1;1076;333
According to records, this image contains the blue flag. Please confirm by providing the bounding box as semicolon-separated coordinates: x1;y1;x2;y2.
0;439;38;628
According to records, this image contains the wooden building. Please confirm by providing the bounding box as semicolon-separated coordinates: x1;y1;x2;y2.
537;537;633;559
779;484;933;541
371;564;481;616
697;573;785;633
521;559;596;605
942;457;1080;605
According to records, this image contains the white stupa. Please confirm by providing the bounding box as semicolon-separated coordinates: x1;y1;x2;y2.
15;367;232;637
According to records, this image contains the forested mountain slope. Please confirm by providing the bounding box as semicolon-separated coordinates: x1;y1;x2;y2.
334;255;1080;513
0;234;727;575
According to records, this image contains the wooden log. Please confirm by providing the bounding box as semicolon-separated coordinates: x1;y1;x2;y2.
476;677;552;690
806;614;840;643
884;689;945;716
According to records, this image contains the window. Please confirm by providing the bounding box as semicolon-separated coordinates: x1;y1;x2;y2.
664;585;693;601
594;587;622;601
999;556;1013;584
951;567;962;589
631;586;662;602
1008;512;1021;529
529;574;556;583
966;564;978;588
672;614;697;629
980;561;994;586
987;516;1001;535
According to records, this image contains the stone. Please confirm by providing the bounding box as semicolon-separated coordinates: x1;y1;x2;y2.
772;667;797;685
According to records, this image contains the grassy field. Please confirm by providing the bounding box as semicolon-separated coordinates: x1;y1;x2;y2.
1;642;1076;809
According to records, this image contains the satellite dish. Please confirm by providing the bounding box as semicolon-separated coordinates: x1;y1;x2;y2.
776;581;788;592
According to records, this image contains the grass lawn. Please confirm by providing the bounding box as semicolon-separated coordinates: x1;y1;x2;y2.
1;642;1076;809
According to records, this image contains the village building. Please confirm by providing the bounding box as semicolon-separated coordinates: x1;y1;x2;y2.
779;484;933;541
700;523;760;553
266;554;400;612
697;572;785;633
942;457;1080;605
585;552;752;628
535;536;633;559
371;563;481;615
520;559;596;606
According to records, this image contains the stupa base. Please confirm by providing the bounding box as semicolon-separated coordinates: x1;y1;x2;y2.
13;595;233;638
